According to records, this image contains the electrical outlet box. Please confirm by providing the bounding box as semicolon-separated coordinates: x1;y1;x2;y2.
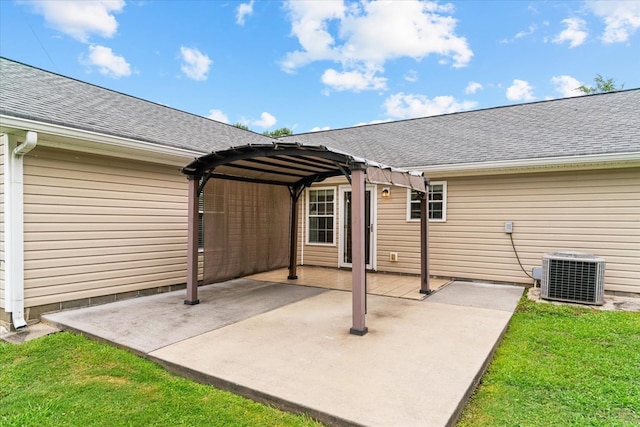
532;266;542;280
504;221;513;234
389;252;398;262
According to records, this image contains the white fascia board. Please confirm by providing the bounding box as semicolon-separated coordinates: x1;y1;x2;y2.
0;115;206;166
404;152;640;177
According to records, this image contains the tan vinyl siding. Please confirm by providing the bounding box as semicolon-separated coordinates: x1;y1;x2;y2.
0;136;4;309
378;168;640;294
376;185;421;274
22;146;197;307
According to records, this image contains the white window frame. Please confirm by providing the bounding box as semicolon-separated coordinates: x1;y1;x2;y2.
406;181;447;222
198;192;204;251
306;186;337;246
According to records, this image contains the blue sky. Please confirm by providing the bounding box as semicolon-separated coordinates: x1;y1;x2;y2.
1;1;639;133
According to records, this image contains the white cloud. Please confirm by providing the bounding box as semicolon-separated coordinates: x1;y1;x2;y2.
208;109;229;123
551;75;583;98
253;112;277;128
281;0;472;92
280;1;345;71
586;0;640;43
310;126;331;132
26;0;124;42
179;47;212;81
553;18;588;47
321;68;387;92
353;119;390;127
506;79;535;101
383;92;477;119
236;0;255;26
404;70;418;83
82;45;131;78
515;24;537;39
465;81;483;94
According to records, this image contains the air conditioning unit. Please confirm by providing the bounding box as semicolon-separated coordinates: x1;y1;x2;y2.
541;252;605;305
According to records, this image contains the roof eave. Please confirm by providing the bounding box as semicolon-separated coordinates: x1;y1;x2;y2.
0;114;205;166
405;152;640;177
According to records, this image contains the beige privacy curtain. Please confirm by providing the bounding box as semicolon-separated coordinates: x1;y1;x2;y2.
203;179;291;284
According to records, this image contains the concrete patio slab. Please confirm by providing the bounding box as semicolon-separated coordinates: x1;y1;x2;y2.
426;281;524;312
42;279;524;427
43;279;326;354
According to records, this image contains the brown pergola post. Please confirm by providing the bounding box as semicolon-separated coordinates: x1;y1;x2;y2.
350;165;368;336
420;178;431;294
185;175;200;305
288;185;303;280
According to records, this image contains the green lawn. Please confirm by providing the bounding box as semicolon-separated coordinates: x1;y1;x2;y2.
458;297;640;427
2;297;639;427
0;332;322;427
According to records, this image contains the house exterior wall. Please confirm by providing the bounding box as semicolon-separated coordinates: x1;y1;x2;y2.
302;167;640;294
427;167;639;294
21;145;202;309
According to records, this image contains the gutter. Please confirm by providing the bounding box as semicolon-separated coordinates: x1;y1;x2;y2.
1;115;205;165
404;152;640;177
3;131;37;329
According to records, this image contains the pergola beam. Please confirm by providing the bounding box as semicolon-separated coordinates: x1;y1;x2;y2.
287;184;305;280
419;178;431;294
349;165;368;336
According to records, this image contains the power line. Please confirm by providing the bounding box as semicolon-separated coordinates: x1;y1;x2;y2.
28;22;56;70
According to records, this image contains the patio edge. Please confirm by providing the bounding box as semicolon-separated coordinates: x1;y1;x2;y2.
147;354;367;427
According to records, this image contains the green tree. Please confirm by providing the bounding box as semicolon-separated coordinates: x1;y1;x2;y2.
577;74;624;94
233;122;250;131
263;127;293;138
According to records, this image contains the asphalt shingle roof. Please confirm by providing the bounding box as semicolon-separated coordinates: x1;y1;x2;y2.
281;88;640;168
0;57;271;153
1;57;638;168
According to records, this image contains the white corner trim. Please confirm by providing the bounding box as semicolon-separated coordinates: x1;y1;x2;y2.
404;152;640;177
3;131;37;329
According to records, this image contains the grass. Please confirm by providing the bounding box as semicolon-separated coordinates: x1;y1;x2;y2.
0;332;323;427
2;298;639;427
457;297;640;427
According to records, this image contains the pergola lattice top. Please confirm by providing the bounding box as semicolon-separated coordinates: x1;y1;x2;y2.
182;142;426;193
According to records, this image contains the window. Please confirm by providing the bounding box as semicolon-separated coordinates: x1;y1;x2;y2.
198;193;204;250
307;188;335;244
407;181;447;222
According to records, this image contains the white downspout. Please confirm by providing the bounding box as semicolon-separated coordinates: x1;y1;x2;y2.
4;131;37;329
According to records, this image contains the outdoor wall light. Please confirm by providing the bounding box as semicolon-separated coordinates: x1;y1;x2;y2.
381;187;390;198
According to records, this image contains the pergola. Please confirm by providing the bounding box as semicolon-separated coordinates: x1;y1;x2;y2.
181;142;430;336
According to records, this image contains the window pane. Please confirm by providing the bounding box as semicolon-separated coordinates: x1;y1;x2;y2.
427;183;446;221
308;189;335;244
409;190;421;219
198;194;204;249
429;202;443;219
411;204;421;219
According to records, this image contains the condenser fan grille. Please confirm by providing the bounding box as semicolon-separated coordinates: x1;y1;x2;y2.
541;252;605;305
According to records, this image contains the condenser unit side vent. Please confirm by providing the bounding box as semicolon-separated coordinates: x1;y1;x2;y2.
541;252;605;305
